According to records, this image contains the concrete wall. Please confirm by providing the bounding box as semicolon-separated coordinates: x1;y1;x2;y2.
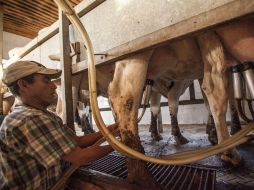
76;0;235;54
3;32;31;60
17;0;237;125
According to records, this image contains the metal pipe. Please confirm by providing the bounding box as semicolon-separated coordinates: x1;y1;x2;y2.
242;62;254;99
231;64;244;99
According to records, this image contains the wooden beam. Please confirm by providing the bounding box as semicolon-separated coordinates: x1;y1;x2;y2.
72;0;254;74
7;0;106;64
4;16;46;30
3;3;57;23
59;10;74;129
6;0;58;17
3;26;35;39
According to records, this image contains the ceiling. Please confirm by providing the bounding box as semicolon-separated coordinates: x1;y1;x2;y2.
0;0;82;39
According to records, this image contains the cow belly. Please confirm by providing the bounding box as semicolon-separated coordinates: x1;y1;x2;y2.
147;38;204;80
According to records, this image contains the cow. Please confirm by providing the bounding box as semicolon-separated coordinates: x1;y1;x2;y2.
149;78;241;145
149;80;191;144
107;19;254;188
54;62;115;128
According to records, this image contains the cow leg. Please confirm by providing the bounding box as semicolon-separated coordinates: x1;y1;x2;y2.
198;79;218;145
168;97;189;145
229;99;241;135
198;32;241;166
205;94;241;143
76;102;94;134
170;111;189;145
167;87;189;145
157;107;163;133
108;52;161;189
150;91;163;141
206;114;218;145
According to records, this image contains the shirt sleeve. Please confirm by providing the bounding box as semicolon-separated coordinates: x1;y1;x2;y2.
12;114;77;169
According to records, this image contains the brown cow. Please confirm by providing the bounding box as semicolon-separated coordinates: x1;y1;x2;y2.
107;19;254;188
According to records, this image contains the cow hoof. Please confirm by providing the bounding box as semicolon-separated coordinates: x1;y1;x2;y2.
151;133;163;141
220;150;243;166
174;135;189;145
208;133;218;145
230;126;241;135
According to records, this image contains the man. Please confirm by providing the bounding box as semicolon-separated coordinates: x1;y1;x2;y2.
0;60;116;189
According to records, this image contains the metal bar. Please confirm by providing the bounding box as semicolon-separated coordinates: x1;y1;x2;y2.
148;163;159;171
171;166;187;190
94;155;123;170
102;159;125;174
211;171;216;190
187;168;198;190
88;155;121;171
165;166;181;188
117;168;128;178
154;165;167;179
110;164;127;176
204;170;210;190
146;162;154;169
151;164;162;176
161;165;176;185
79;154;216;190
198;170;204;190
179;167;192;190
156;165;173;183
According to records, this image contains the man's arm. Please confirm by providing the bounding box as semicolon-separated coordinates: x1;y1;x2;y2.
62;145;113;166
73;132;102;147
73;123;118;148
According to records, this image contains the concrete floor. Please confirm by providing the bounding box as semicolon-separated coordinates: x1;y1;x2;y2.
138;124;254;190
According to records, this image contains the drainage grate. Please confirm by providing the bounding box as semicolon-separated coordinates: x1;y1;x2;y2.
80;153;216;190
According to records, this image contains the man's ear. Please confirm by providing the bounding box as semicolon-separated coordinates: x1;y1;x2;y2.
17;79;28;91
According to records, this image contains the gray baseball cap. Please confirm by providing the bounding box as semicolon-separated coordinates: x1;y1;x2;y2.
2;60;62;86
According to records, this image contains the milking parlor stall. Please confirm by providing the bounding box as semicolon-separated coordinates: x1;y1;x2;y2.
1;0;254;189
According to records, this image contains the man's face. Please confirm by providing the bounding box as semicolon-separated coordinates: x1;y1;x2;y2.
25;74;57;108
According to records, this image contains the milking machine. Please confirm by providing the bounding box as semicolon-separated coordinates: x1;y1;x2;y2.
231;62;254;122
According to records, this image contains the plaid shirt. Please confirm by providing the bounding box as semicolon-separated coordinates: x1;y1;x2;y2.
0;104;76;190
